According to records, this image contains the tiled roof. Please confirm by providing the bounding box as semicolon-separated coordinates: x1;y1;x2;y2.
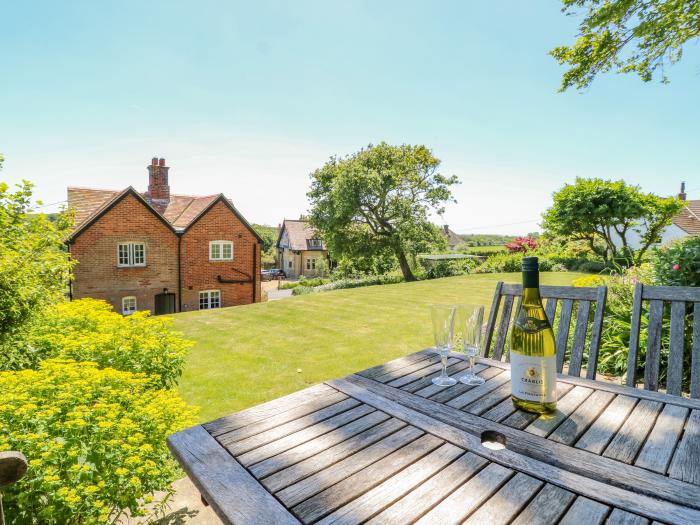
279;219;326;251
673;200;700;235
441;225;462;247
67;187;218;231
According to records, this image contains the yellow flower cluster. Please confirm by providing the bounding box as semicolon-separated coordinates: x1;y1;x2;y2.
0;359;197;524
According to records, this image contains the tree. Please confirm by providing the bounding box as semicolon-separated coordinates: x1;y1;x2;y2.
0;180;74;343
551;0;700;91
542;178;683;266
307;143;459;281
252;223;278;267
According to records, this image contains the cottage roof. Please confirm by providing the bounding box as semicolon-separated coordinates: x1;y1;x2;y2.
441;225;462;248
67;186;221;231
67;187;262;244
672;200;700;235
277;219;326;251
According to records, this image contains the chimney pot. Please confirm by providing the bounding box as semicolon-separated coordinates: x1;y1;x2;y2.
159;158;165;167
151;157;158;166
679;181;687;201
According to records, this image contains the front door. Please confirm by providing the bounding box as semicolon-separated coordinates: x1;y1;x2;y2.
154;293;176;315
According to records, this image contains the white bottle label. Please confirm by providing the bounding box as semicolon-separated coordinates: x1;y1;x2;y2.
510;354;557;404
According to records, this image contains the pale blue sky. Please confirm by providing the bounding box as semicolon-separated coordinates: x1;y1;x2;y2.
1;1;698;233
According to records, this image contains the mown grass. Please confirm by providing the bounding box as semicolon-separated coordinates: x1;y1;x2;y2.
172;272;584;422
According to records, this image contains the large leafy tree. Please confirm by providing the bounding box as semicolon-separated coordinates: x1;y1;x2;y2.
542;178;683;266
551;0;700;91
308;143;459;281
0;180;74;342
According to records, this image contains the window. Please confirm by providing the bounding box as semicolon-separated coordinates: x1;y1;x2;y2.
309;238;322;248
199;290;221;310
117;242;146;267
306;258;317;270
209;240;233;261
288;260;293;268
122;296;137;315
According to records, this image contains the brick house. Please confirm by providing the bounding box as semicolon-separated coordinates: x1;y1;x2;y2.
276;219;329;279
67;158;262;315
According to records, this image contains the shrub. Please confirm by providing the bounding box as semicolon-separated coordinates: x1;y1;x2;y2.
474;253;560;274
318;274;405;291
420;259;474;279
292;285;316;296
0;181;74;344
505;237;538;253
280;277;329;290
652;236;700;288
0;299;192;388
0;359;196;525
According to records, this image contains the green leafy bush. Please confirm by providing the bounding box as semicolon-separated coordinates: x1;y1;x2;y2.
0;299;191;389
0;181;74;344
0;359;196;525
474;253;565;273
420;259;474;279
292;285;316;296
652;236;700;288
280;277;330;290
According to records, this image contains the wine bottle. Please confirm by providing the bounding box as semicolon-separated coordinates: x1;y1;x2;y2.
510;256;557;414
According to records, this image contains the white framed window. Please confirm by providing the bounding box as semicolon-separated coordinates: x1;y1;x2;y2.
306;258;317;270
309;239;322;248
209;240;233;261
122;296;137;315
199;290;221;310
117;242;146;267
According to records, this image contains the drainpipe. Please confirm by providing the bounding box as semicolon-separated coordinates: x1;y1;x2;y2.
67;242;73;301
252;243;257;303
177;234;182;312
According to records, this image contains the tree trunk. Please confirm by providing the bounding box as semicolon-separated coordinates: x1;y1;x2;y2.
397;251;415;282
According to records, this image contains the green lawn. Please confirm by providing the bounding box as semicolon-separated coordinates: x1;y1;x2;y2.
173;272;585;422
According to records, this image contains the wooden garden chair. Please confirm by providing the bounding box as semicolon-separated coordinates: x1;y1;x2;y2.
482;282;608;379
627;284;700;398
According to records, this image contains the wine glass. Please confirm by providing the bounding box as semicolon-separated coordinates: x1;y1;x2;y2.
455;304;485;385
430;304;457;387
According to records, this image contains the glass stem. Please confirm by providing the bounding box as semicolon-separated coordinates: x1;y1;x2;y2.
440;354;449;379
469;355;475;374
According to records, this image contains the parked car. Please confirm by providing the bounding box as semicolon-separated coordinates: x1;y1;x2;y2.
261;269;286;281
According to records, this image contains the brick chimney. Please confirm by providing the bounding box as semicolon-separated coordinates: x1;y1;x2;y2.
147;157;170;211
679;181;687;201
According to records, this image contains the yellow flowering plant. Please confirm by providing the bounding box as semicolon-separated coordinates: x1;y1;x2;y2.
0;359;196;524
5;299;192;389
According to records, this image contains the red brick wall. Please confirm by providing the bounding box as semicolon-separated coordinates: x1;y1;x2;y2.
179;200;261;311
70;194;179;314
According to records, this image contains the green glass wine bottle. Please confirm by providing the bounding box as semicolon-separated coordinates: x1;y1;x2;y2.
510;256;557;414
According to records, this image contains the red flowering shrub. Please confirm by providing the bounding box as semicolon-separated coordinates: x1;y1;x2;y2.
505;237;538;253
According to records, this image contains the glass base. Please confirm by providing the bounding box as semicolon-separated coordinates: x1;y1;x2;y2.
459;373;485;386
432;376;457;387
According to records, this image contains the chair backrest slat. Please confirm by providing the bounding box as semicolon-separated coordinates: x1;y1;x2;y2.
483;281;608;378
482;281;504;357
587;286;608;380
627;284;700;398
555;299;574;373
493;294;514;361
626;283;645;388
545;297;558;326
644;299;664;392
667;301;688;396
692;303;700;398
569;300;591;377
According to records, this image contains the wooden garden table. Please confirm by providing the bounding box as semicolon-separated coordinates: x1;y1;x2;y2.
168;350;700;525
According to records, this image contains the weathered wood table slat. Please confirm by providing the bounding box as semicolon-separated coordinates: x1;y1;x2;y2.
168;350;700;525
